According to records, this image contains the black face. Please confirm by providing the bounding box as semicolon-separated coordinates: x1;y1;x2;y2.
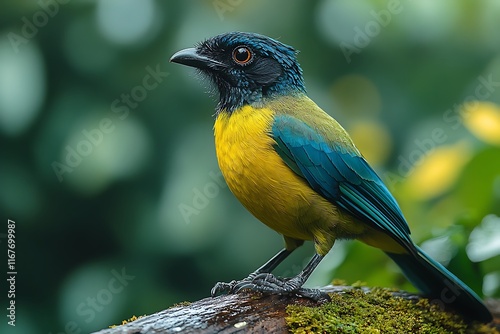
171;32;305;113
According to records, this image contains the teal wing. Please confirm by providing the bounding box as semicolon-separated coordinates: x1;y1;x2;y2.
272;114;413;251
271;114;493;322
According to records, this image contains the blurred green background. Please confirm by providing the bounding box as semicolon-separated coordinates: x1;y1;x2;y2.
1;0;500;333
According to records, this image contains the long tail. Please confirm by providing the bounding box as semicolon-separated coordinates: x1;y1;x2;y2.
386;246;492;322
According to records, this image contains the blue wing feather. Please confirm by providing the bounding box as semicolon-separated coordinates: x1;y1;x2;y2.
270;114;492;322
272;115;412;249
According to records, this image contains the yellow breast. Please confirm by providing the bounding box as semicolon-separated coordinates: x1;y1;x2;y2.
213;105;343;245
213;104;406;255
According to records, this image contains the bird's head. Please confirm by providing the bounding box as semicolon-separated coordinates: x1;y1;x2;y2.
170;32;305;113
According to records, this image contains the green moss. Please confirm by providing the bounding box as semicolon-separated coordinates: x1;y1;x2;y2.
331;279;348;286
109;315;145;328
171;301;191;308
286;288;498;334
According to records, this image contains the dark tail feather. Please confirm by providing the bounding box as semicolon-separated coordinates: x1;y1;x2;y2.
386;246;492;323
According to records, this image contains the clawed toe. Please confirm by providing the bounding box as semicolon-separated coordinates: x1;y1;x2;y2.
211;278;255;296
211;280;237;296
211;273;328;302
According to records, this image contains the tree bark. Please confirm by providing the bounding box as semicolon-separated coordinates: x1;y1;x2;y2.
92;285;499;334
93;292;307;334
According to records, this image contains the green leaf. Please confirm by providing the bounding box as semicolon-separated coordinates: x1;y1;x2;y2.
455;147;500;223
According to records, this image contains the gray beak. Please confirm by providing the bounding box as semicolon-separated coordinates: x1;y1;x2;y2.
170;48;223;70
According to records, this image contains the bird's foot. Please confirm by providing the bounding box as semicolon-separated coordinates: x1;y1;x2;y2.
211;273;329;302
210;280;243;296
211;271;260;296
248;273;329;301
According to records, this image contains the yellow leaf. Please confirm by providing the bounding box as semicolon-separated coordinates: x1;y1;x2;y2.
349;120;392;166
463;101;500;145
403;141;471;200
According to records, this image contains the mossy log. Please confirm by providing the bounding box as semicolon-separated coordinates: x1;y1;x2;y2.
93;285;499;334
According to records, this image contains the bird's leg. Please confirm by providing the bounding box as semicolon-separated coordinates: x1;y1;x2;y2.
243;254;327;301
211;248;292;297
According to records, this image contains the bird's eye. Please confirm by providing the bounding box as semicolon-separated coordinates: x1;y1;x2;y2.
232;46;253;65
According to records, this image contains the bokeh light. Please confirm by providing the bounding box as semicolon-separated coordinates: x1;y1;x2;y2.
403;141;472;201
62;115;152;195
463;102;500;145
0;37;45;136
330;75;381;117
467;214;500;263
96;0;159;47
0;1;499;333
348;120;392;166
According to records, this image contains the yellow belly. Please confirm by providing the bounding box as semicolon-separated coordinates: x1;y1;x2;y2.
214;105;361;254
213;104;407;255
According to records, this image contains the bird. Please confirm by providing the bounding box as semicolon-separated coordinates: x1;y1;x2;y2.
170;31;492;323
